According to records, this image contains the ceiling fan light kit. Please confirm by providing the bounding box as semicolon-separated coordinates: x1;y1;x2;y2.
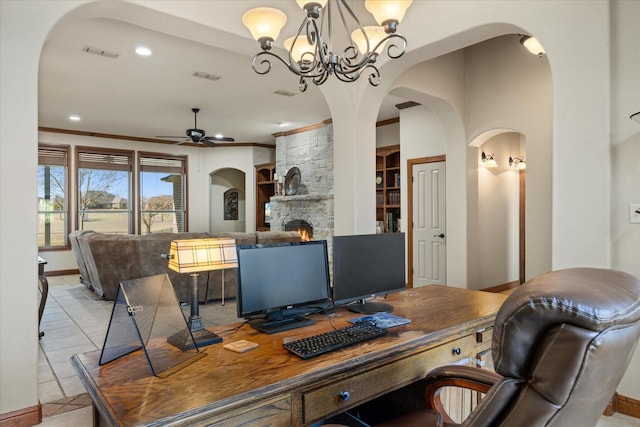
242;0;413;92
156;108;235;146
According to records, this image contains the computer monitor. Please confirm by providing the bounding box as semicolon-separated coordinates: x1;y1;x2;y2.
333;233;406;314
236;240;331;334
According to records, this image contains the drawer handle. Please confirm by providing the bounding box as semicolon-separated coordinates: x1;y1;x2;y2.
338;391;351;402
452;347;461;356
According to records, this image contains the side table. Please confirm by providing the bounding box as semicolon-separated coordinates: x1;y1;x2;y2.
38;256;49;339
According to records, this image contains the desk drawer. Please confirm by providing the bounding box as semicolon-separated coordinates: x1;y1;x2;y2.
302;334;474;424
475;326;493;346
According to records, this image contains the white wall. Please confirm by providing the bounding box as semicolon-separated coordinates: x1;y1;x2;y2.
476;133;522;288
376;121;400;148
1;1;85;415
609;0;640;400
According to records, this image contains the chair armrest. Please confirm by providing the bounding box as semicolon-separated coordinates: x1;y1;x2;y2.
425;365;502;424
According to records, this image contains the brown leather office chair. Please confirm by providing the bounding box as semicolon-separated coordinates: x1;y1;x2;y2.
375;268;640;427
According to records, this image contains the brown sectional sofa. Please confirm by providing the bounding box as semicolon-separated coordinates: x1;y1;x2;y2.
69;230;301;302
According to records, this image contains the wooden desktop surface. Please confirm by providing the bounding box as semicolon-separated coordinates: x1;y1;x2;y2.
71;285;507;426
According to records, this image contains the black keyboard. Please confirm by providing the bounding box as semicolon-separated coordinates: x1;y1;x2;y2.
283;323;387;359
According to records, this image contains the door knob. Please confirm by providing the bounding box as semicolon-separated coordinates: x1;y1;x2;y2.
433;233;445;238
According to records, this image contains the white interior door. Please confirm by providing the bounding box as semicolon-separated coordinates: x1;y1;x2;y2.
412;161;446;287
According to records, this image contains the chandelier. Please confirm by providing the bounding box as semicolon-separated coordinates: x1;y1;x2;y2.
242;0;413;92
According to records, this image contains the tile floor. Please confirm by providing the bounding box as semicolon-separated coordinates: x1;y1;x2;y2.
36;275;639;426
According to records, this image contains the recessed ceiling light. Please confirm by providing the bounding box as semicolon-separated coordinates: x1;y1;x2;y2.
69;115;81;121
135;46;152;56
277;122;289;128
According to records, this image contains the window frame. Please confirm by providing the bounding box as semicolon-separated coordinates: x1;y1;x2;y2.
137;151;189;234
38;144;71;251
75;146;135;235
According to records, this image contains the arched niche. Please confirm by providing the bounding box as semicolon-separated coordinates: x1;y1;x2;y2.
210;168;245;232
471;130;527;289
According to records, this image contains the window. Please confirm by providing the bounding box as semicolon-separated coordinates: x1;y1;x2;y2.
38;145;69;249
77;147;133;234
139;153;187;234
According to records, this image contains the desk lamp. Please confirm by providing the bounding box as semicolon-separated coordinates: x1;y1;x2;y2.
166;238;237;350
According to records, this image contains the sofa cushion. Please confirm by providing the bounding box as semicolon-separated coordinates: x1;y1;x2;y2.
255;231;302;244
70;230;301;303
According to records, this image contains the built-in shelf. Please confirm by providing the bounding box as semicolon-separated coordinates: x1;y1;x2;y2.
256;162;275;231
376;145;401;233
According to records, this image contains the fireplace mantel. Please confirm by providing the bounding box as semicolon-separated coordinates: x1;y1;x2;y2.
271;194;333;203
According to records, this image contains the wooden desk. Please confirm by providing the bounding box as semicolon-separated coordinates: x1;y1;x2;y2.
71;285;506;426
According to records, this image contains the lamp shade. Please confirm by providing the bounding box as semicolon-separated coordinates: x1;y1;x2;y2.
242;7;287;42
485;158;498;168
520;36;545;56
168;238;237;273
365;0;413;25
284;36;316;63
351;26;388;54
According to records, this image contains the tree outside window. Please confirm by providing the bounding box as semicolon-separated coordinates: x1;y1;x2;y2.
139;154;187;234
38;145;69;248
77;148;133;234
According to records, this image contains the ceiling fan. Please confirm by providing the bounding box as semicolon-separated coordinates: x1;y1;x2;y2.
156;108;235;146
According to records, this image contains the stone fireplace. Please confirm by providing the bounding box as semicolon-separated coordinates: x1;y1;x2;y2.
269;122;334;257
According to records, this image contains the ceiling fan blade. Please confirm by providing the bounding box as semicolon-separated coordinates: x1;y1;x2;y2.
155;135;185;138
207;136;235;142
200;139;218;147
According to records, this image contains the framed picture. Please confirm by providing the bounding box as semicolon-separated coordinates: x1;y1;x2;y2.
224;190;238;220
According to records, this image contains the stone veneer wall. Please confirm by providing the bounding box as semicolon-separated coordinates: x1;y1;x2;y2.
270;122;334;265
273;123;334;197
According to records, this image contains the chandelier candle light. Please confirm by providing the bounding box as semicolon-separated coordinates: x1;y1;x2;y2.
242;0;413;91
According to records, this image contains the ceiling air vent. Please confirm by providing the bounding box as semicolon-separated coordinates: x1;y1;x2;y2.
81;46;119;59
193;71;221;81
274;89;297;97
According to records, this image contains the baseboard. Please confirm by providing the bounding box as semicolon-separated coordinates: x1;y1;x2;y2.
615;393;640;418
0;404;41;427
46;268;80;277
481;280;520;293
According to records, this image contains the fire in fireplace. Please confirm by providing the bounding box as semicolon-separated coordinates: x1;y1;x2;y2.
284;219;313;241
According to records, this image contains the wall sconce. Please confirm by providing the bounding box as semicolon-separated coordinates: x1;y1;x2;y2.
520;35;545;57
631;112;639;123
509;156;526;169
481;151;498;168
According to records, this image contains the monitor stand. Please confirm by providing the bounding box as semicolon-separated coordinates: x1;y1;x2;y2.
249;316;316;334
347;299;394;314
